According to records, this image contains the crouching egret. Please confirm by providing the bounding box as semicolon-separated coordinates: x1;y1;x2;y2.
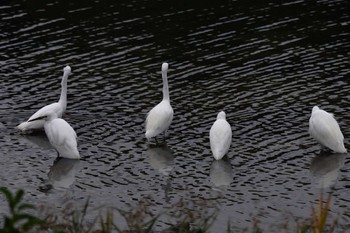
17;66;72;133
29;111;80;159
145;62;174;141
210;111;232;160
309;106;347;153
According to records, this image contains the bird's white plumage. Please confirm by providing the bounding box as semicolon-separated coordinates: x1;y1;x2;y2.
29;111;80;159
210;111;232;160
309;106;347;153
17;66;71;133
45;118;80;159
145;62;173;139
145;101;173;138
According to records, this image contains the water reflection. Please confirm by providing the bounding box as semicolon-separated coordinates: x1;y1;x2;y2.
310;151;346;189
22;133;53;150
209;158;233;189
2;0;350;230
47;158;80;190
145;143;174;176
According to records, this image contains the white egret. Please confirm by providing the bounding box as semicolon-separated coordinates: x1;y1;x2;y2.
17;66;72;133
29;111;80;159
210;111;232;160
145;62;173;141
309;106;347;153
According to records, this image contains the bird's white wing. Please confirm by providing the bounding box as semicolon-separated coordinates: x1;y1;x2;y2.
28;102;62;121
46;119;78;153
17;102;63;132
210;120;232;159
310;110;345;152
146;101;173;137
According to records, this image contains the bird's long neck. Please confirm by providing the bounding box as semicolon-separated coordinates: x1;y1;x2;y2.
58;72;68;108
162;70;170;101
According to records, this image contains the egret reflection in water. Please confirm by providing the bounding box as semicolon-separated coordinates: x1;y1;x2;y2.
48;158;81;190
209;158;233;189
2;0;350;231
145;143;174;176
309;151;346;189
22;132;53;150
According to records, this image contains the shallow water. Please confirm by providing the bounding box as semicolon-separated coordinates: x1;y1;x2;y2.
1;0;350;232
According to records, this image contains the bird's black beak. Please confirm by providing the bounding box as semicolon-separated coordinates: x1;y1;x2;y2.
28;116;47;122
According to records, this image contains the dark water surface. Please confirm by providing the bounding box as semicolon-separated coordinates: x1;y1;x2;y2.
1;0;350;232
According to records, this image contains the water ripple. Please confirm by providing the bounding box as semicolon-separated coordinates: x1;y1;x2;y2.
1;0;350;232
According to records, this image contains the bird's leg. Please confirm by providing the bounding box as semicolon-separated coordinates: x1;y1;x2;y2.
163;130;168;142
53;150;61;164
163;178;172;202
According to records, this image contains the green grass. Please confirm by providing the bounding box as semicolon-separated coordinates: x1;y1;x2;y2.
0;187;44;233
0;187;339;233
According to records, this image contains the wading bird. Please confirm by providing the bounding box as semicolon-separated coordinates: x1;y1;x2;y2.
17;66;72;133
29;111;80;159
210;111;232;160
309;106;347;153
145;62;173;142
